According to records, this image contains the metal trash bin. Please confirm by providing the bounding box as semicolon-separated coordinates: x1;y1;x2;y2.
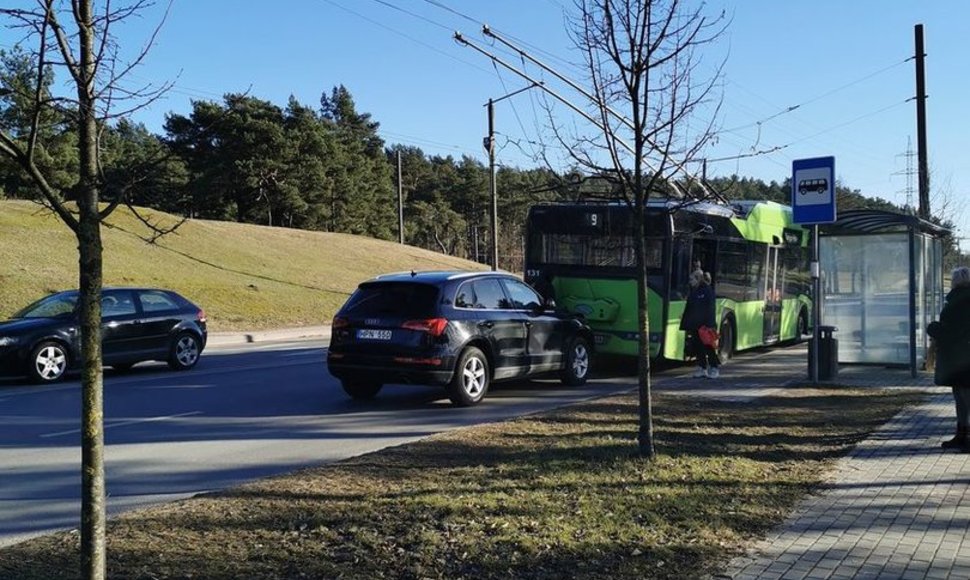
808;325;839;380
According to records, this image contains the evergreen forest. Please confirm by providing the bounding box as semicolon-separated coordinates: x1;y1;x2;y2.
0;48;955;271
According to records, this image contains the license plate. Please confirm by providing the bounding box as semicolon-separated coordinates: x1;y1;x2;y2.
357;329;392;341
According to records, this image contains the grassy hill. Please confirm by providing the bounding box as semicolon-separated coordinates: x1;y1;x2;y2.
0;200;487;331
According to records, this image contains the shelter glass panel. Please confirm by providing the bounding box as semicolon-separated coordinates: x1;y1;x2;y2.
821;234;911;364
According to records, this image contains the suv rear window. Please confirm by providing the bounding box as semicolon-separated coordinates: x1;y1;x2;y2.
343;282;439;318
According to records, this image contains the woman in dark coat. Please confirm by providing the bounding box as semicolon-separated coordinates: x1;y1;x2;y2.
927;266;970;453
680;269;720;378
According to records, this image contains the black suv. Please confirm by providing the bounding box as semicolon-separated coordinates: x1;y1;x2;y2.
327;271;594;406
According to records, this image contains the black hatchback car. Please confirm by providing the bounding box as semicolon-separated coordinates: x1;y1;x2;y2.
327;271;594;406
0;287;207;383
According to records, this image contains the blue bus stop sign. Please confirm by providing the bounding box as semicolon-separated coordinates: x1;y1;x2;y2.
792;157;836;224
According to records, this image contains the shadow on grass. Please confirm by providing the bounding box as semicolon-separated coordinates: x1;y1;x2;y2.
0;387;925;580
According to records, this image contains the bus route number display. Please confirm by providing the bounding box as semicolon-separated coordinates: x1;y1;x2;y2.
584;211;603;230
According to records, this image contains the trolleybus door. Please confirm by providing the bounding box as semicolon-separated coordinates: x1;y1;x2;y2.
764;246;782;343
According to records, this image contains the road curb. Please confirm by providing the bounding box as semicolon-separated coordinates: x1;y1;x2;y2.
206;325;331;347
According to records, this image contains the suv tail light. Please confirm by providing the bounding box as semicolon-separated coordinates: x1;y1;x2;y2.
402;318;448;337
332;316;349;329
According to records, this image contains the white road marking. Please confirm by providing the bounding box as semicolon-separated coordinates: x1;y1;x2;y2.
40;411;203;439
0;349;328;398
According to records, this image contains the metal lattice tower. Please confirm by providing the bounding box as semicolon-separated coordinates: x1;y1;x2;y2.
893;136;917;214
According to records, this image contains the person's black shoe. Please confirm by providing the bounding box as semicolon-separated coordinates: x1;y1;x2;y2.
941;435;963;450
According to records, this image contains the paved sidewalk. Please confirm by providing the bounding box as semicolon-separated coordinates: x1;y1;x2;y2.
702;347;970;580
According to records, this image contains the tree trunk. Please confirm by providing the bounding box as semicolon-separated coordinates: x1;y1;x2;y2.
75;3;107;577
634;204;655;458
77;210;105;580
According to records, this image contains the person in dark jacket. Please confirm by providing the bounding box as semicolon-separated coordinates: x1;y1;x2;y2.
680;269;720;378
534;272;557;304
927;266;970;452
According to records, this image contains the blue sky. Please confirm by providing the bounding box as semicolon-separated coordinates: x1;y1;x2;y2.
5;1;968;242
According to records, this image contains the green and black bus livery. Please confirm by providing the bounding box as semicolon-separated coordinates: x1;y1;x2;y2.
524;200;811;360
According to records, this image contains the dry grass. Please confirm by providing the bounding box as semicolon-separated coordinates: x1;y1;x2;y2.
0;200;486;331
0;387;922;580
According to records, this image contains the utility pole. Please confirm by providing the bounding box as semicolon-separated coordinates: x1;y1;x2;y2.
486;99;498;270
472;224;480;264
915;24;930;220
397;151;404;244
480;83;537;272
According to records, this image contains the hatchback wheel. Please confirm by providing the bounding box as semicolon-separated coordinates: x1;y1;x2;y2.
28;341;69;384
168;332;201;370
448;346;489;406
341;381;383;400
560;336;591;386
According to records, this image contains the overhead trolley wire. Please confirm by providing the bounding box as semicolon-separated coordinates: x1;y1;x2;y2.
720;56;911;134
708;97;911;166
491;62;543;162
420;0;480;26
420;0;584;75
322;0;492;75
371;0;453;32
378;129;478;157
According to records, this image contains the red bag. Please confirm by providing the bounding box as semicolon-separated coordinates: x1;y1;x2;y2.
698;326;719;349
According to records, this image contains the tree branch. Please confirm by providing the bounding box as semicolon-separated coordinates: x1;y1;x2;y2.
0;130;80;231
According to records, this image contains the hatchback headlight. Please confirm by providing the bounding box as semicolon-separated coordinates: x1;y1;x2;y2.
0;336;18;347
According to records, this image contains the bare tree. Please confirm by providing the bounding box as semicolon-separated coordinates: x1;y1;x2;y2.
0;2;171;578
566;0;725;458
927;172;968;269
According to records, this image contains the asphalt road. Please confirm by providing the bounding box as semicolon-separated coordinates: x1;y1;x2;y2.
0;339;637;547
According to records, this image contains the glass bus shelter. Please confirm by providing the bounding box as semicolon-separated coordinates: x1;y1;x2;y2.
819;210;949;377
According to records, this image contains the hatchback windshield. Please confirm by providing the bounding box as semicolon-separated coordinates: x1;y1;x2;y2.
343;282;439;318
13;292;79;319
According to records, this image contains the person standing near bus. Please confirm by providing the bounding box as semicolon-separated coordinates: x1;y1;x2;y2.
927;266;970;452
681;269;721;378
534;272;557;304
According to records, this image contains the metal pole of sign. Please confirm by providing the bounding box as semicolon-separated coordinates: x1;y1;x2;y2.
793;156;834;384
811;224;820;385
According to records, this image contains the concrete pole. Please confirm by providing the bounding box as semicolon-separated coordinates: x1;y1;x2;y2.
915;24;930;220
397;151;404;244
487;99;498;271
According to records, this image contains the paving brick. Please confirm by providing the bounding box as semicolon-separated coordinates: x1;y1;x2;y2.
711;347;970;580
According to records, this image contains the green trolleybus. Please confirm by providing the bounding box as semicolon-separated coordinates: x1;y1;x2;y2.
523;200;812;361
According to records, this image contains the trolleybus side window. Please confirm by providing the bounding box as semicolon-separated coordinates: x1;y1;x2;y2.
716;241;747;303
748;244;767;301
